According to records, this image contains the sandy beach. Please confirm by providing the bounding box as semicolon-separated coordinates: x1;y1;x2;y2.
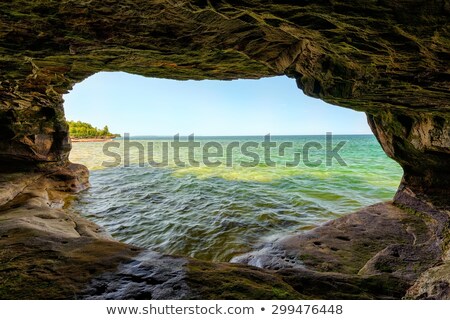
71;138;114;143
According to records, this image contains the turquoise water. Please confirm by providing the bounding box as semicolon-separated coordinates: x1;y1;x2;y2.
69;135;403;262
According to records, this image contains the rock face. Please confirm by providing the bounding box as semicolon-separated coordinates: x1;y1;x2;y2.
368;111;450;208
0;0;449;299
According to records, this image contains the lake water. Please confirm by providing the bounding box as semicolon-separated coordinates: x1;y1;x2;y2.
68;135;403;261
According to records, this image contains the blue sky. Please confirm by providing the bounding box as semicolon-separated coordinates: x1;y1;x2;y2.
64;72;372;136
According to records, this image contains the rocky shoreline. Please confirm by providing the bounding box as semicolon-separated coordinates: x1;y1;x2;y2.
1;164;448;299
0;166;302;299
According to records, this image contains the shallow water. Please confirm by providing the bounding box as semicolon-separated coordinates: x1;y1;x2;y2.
69;135;403;261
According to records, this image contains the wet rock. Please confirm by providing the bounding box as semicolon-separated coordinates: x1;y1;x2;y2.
82;251;191;300
233;202;448;298
186;259;304;299
276;268;411;300
234;203;442;275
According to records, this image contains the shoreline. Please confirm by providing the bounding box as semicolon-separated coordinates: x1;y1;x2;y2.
71;138;114;143
1;168;446;299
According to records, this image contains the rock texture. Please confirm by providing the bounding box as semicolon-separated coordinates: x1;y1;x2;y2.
368;111;450;208
233;202;450;298
406;262;450;299
0;0;449;299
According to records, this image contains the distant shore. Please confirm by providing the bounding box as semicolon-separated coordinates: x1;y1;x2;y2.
71;138;114;143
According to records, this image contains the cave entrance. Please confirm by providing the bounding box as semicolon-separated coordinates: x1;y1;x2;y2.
64;72;402;262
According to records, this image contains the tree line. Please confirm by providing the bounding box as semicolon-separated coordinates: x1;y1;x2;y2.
68;121;120;139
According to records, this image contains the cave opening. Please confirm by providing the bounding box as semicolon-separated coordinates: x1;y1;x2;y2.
63;72;403;262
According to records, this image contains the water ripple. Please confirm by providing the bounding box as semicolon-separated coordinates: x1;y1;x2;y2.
69;135;403;262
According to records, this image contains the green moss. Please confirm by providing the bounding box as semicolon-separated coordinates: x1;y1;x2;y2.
0;248;76;299
186;260;305;299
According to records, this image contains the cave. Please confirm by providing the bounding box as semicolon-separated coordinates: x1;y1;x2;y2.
0;0;449;299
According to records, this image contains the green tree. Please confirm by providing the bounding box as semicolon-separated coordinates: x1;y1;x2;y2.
100;125;110;137
67;121;118;139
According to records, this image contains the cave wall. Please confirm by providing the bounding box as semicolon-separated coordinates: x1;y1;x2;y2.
0;77;70;168
368;110;450;207
0;0;449;206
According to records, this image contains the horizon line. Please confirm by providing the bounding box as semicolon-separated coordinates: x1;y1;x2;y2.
120;133;375;138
